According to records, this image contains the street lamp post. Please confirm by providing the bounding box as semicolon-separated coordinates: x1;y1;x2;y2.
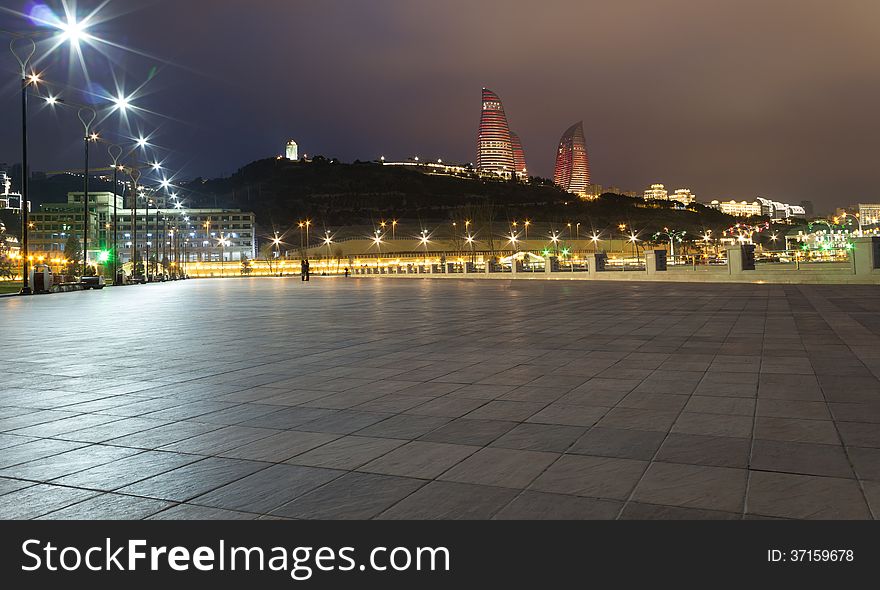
420;230;429;265
128;168;141;281
11;37;36;295
78;108;97;277
108;145;123;284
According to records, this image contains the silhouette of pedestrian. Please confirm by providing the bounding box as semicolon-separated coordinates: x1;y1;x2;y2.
344;267;350;278
305;259;311;282
301;259;307;282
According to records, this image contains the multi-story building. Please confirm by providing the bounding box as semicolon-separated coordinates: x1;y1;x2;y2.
0;168;24;212
286;140;299;161
118;209;256;263
510;132;528;180
28;204;99;258
709;200;763;217
27;192;256;264
644;184;668;201
756;197;806;221
671;188;696;205
554;122;591;197
477;88;524;180
859;203;880;227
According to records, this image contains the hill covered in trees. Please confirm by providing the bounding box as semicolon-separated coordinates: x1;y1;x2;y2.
181;157;743;237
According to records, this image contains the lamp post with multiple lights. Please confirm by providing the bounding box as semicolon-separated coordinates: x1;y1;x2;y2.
77;108;97;275
10;37;37;294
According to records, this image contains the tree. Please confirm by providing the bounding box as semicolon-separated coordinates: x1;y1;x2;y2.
240;254;253;276
130;247;145;278
64;235;82;277
259;243;277;275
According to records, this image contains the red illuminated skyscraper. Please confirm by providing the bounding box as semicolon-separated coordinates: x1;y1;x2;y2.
553;122;590;196
510;132;528;180
477;88;515;178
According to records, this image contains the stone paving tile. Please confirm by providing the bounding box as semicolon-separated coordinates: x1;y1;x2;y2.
420;419;518;447
568;427;666;460
357;414;452;440
0;444;141;482
493;491;621;520
190;464;342;514
464;401;545;422
526;404;608;427
0;476;36;496
270;472;425;520
530;455;648;501
0;439;89;469
491;423;585;453
377;481;519;520
847;446;880;481
148;504;258;520
746;471;871;519
220;431;340;462
117;458;268;502
439;448;558;489
358;441;477;479
619;502;741;520
287;436;406;470
754;417;840;445
631;463;748;513
37;493;173;520
751;440;855;478
595;408;679;432
0;484;99;519
51;450;202;491
671;412;754;439
4;280;880;520
655;433;750;468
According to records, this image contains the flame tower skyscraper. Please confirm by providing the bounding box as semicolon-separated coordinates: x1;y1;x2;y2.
477;88;527;180
553;122;590;196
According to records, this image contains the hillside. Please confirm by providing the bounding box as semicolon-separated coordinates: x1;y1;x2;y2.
181;158;743;237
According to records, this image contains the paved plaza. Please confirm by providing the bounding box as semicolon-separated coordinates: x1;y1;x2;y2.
1;277;879;520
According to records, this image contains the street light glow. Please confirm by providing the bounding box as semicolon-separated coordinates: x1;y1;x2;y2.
111;93;132;112
58;15;92;45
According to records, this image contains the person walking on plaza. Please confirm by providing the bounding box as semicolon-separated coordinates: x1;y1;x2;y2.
305;259;311;282
301;259;307;282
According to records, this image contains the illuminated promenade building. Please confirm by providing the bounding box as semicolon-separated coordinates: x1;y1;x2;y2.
477;88;516;178
553;122;590;196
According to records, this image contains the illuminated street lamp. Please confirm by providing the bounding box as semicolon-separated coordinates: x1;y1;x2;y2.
108;145;123;283
419;230;430;264
322;231;334;272
628;231;641;267
549;231;561;256
9;37;37;294
508;232;520;252
465;233;476;263
78;107;97;275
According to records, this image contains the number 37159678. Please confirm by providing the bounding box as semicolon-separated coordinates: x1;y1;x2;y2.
768;550;854;563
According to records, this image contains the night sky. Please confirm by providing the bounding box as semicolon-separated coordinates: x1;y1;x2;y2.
2;0;879;211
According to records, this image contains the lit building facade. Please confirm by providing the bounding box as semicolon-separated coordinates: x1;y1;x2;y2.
859;203;880;227
553;122;590;196
286;140;299;161
27;192;256;264
672;188;696;205
756;197;806;221
477;88;516;178
709;200;763;217
644;184;668;201
510;132;528;180
0;169;23;212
